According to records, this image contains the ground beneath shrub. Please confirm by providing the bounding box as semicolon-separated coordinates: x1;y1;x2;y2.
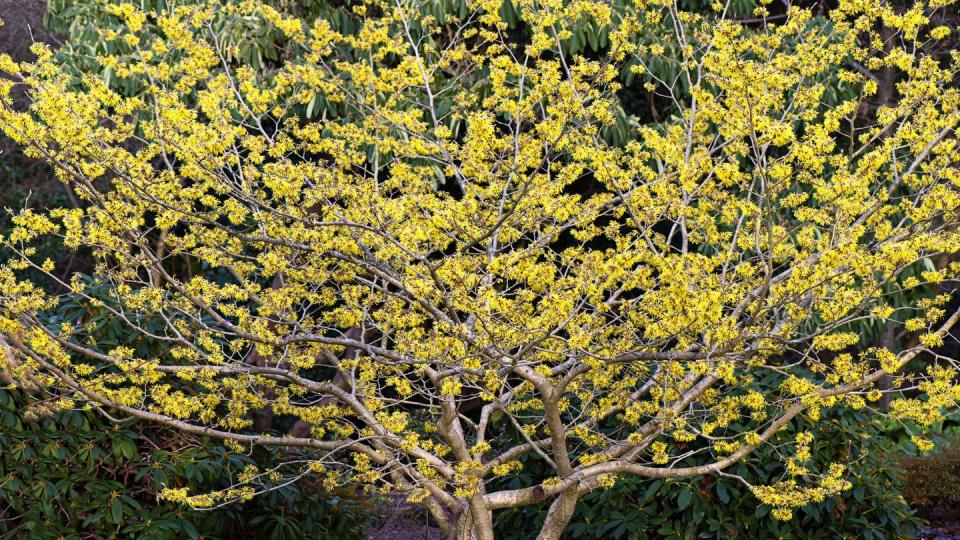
919;523;960;540
0;0;78;216
918;503;960;540
0;0;59;112
364;495;443;540
0;0;58;60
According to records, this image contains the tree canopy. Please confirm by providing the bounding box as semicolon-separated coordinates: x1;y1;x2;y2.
1;0;959;538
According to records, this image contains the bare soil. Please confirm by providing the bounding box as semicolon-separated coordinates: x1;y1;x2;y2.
0;0;59;62
364;495;444;540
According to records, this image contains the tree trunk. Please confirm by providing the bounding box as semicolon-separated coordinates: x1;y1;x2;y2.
453;497;495;540
536;488;579;540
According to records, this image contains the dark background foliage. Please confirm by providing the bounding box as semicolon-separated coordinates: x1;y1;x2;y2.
492;409;929;540
0;387;374;540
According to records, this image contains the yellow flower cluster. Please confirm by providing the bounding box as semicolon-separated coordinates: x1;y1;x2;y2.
0;0;958;534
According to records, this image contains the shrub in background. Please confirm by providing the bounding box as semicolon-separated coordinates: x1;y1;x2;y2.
1;278;373;539
0;387;373;540
899;431;960;510
493;408;922;540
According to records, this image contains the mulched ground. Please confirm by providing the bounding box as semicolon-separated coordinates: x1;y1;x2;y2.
364;495;443;540
0;0;58;61
0;0;71;207
0;0;59;110
917;503;960;540
920;526;960;540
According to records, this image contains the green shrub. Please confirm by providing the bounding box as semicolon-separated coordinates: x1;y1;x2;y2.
0;387;373;539
492;408;922;540
1;277;373;539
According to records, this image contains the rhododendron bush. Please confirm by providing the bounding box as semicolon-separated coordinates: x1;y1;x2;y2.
1;0;959;538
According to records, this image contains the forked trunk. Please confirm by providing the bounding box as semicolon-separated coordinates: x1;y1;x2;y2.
451;489;579;540
453;497;495;540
